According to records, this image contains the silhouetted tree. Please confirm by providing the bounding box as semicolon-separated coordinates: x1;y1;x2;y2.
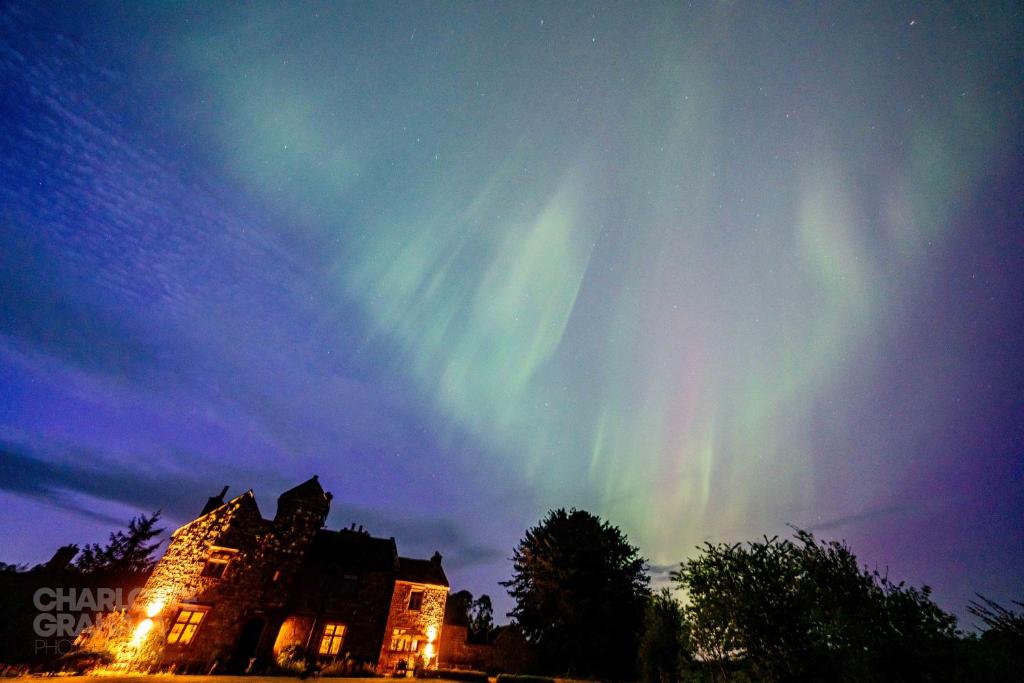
969;594;1024;642
74;511;164;575
672;528;958;681
638;588;689;683
502;508;650;679
469;594;495;643
446;589;475;627
961;594;1024;679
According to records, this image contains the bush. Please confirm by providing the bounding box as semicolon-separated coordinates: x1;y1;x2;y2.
672;528;959;680
56;650;113;675
495;675;554;683
424;668;489;682
638;589;688;683
274;644;306;674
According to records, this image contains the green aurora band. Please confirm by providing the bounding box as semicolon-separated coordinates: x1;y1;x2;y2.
175;2;1020;567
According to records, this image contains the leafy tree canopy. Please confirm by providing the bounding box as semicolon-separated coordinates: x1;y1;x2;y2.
502;508;650;679
74;511;164;575
672;528;958;681
469;593;495;643
638;588;690;683
446;589;474;626
969;594;1024;643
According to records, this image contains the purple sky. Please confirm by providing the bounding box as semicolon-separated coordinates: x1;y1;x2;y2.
1;1;1022;625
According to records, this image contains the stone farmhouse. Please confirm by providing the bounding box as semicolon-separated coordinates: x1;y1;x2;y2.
77;476;448;675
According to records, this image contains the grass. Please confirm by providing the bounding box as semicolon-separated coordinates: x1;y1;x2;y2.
58;678;472;683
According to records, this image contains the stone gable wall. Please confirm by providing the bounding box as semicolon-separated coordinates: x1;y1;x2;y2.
378;581;447;674
80;489;329;673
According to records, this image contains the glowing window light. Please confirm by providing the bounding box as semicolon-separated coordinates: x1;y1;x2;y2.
318;623;346;656
167;609;205;645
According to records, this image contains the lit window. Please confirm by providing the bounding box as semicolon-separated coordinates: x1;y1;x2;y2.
167;609;205;645
407;590;423;611
201;550;234;579
391;629;411;651
318;623;346;656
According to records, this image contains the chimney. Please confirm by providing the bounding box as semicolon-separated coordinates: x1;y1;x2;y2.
431;551;443;566
200;485;229;516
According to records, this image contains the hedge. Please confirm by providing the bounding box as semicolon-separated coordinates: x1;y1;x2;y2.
425;668;489;682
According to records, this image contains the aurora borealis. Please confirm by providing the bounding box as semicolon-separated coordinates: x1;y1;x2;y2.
1;1;1022;623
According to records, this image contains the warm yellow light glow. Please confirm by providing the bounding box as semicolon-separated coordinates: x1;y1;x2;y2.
426;624;438;642
131;618;153;645
423;642;435;660
145;600;164;618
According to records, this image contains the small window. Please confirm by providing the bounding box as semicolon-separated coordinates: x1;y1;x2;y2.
407;590;423;611
201;550;234;579
391;628;411;652
167;608;205;645
318;623;346;656
339;573;359;595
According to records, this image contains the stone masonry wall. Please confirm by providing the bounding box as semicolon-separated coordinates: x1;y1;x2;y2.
378;581;447;674
80;487;328;673
100;493;269;672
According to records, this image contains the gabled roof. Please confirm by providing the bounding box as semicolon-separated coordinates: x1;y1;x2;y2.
278;474;330;501
173;489;263;537
398;556;449;587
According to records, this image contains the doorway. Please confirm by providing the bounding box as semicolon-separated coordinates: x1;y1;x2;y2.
229;617;266;672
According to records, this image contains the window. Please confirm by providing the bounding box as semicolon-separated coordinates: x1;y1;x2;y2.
338;573;359;595
201;549;234;579
318;623;346;656
389;628;427;653
167;609;205;645
407;590;423;611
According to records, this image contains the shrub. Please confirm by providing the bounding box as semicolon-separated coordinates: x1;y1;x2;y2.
274;643;306;674
672;528;959;680
57;650;113;675
424;668;489;682
495;675;555;683
638;589;688;683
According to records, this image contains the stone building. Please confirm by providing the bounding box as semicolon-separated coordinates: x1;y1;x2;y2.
76;476;448;675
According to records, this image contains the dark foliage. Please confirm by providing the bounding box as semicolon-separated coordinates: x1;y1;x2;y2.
968;594;1024;641
0;515;155;666
447;589;475;626
638;588;689;683
54;650;112;675
672;528;959;681
495;674;555;683
73;511;164;575
958;595;1024;680
469;594;495;643
445;589;496;643
502;508;650;679
423;668;489;682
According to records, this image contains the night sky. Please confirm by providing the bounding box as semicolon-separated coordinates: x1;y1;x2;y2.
1;1;1022;624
